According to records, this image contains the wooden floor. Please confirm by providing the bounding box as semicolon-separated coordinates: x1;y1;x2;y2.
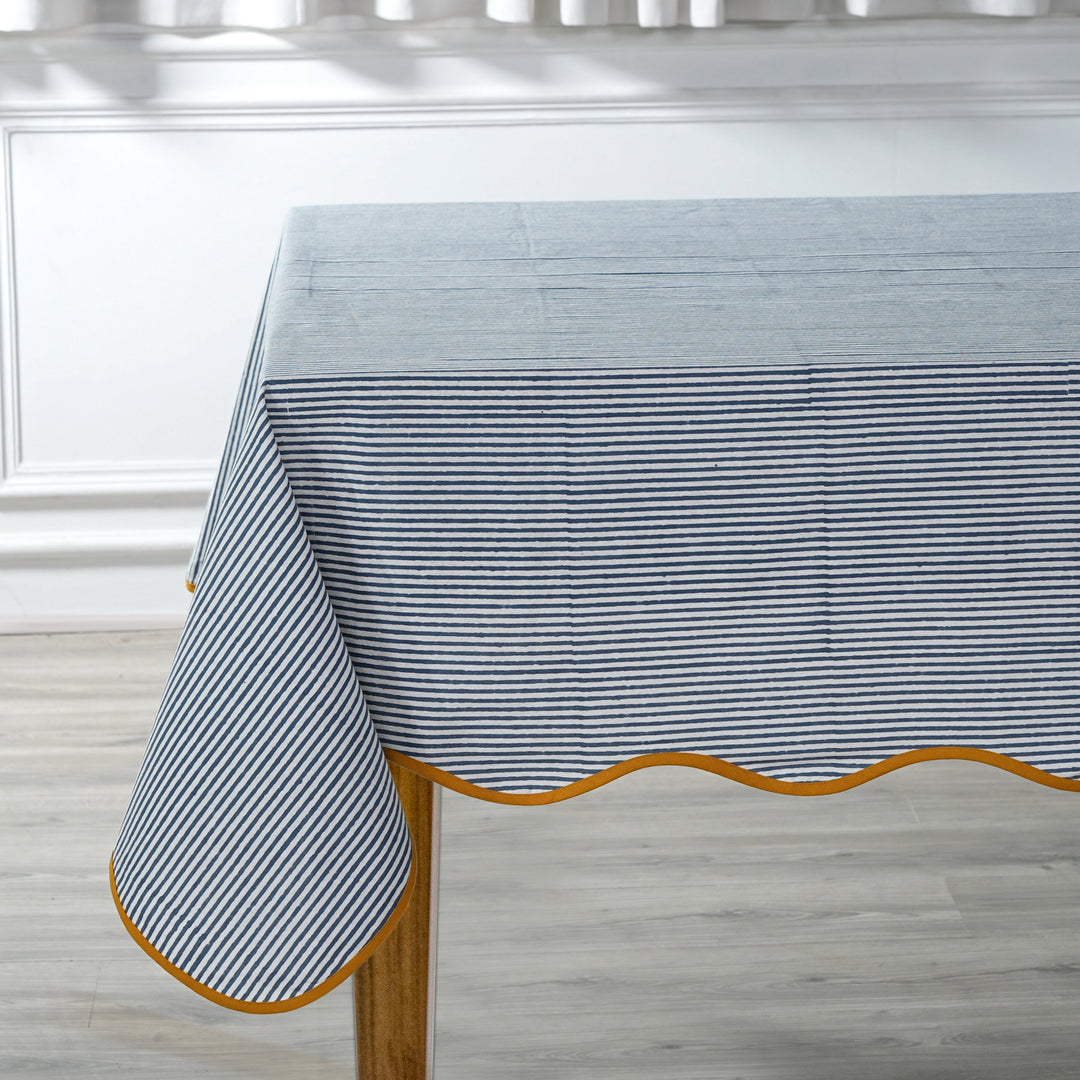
2;630;1079;1079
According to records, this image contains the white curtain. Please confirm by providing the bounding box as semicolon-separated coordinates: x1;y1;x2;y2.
1;0;1076;30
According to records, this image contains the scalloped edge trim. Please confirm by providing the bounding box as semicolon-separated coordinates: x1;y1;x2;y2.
112;747;1080;1009
385;746;1080;803
109;853;417;1014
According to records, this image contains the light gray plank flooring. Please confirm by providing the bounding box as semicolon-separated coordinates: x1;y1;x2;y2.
3;630;1079;1079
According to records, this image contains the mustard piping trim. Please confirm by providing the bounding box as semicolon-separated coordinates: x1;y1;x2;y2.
113;748;1080;1008
109;853;417;1014
185;580;196;593
386;746;1080;804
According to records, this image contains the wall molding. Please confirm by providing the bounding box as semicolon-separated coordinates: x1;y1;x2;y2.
0;528;197;564
5;28;1078;507
0;461;215;502
6;85;1080;128
0;121;19;493
4;53;1079;507
1;613;187;634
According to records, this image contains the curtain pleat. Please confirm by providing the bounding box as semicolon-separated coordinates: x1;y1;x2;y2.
0;0;1077;31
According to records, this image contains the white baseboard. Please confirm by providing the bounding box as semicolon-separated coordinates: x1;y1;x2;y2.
0;562;193;634
0;612;188;635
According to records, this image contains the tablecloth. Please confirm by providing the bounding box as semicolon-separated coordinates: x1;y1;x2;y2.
112;194;1080;1012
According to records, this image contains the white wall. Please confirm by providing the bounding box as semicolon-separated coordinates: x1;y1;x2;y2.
3;20;1080;630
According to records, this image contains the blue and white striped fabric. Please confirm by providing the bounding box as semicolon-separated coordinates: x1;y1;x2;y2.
111;397;412;1009
114;194;1080;1010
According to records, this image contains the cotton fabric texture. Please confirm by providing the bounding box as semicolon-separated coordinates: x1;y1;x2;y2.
113;194;1080;1010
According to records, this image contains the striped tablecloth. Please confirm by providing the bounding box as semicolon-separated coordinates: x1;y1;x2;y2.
112;194;1080;1012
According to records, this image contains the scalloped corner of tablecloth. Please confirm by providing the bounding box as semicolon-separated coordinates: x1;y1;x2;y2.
109;854;417;1013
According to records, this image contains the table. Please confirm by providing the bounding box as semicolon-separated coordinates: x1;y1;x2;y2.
111;195;1080;1073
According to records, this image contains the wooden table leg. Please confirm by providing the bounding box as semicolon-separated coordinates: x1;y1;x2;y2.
354;761;440;1080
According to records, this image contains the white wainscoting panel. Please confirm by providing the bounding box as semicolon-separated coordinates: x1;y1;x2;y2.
2;25;1079;629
